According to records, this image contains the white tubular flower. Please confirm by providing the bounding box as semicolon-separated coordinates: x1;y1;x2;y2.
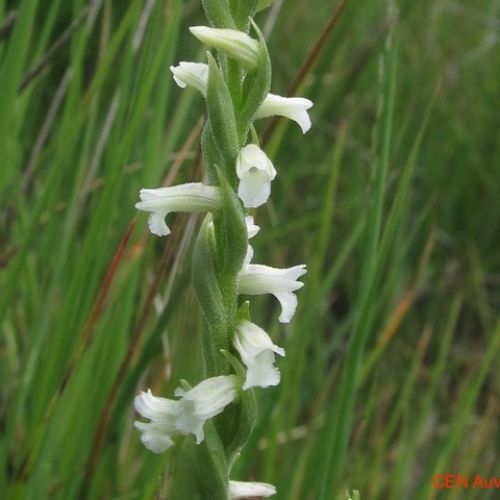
174;375;240;443
245;216;260;239
134;390;180;453
168;64;313;133
255;93;314;134
234;320;285;390
229;480;276;498
135;182;220;237
239;263;307;323
170;62;209;96
236;144;276;208
189;26;259;71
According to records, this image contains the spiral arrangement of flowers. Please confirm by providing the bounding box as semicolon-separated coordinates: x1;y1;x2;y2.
133;1;312;497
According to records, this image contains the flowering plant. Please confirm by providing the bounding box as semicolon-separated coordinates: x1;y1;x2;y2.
134;1;312;496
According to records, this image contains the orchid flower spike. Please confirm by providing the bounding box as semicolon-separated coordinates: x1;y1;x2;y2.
255;94;314;133
135;182;220;237
134;390;180;453
229;480;277;498
174;375;240;443
189;26;259;71
234;320;285;390
170;62;208;96
239;263;307;323
236;144;276;208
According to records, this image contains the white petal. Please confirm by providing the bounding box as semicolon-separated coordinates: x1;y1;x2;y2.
242;350;280;390
170;62;208;96
134;422;174;453
134;390;179;423
245;216;260;239
134;390;179;453
175;400;206;443
234;320;285;390
238;264;306;323
274;291;298;323
135;183;220;237
189;26;259;70
236;145;276;178
238;169;272;208
173;376;240;443
229;480;276;498
147;211;170;236
236;145;276;208
239;264;306;294
256;94;314;133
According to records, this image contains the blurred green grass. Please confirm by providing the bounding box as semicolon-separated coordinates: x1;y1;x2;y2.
1;0;499;498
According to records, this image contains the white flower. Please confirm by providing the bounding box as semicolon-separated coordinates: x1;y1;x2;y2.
236;144;276;208
239;263;306;323
245;216;260;239
134;376;240;452
170;62;209;96
174;375;240;443
135;182;220;237
189;26;259;71
234;320;285;390
255;93;314;134
134;390;180;453
170;62;207;94
229;480;276;498
169;63;313;133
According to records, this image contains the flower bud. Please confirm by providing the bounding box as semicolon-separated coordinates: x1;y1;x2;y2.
189;26;259;71
229;480;276;498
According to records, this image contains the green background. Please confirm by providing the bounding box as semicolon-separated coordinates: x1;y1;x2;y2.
0;0;498;498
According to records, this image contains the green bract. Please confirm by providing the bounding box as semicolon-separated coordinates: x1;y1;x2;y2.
206;53;240;183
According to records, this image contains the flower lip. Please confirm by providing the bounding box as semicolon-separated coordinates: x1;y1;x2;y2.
234;320;285;390
236;144;277;208
133;390;180;453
